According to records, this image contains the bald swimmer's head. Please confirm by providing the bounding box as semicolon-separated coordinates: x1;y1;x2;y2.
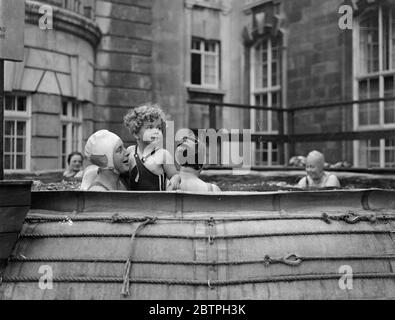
306;150;325;180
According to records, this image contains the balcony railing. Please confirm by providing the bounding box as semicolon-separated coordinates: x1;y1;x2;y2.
187;96;395;169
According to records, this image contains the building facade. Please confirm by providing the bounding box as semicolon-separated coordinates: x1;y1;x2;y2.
3;0;395;172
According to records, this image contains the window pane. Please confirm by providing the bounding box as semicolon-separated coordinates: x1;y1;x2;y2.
358;78;379;125
205;41;216;53
384;76;395;123
255;42;269;89
191;53;202;85
62;101;68;116
392;9;395;69
272;46;281;86
16;138;25;153
17;96;26;111
16;155;25;170
192;39;201;50
370;150;380;166
271;92;280;132
256;94;268;132
360;10;379;73
17;121;26;136
272;142;279;164
204;55;216;85
261;64;268;88
385;139;395;167
5;121;14;136
370;139;380;147
4;138;11;153
72;103;79;118
5;95;14;111
4;155;11;170
62;125;67;139
383;11;390;71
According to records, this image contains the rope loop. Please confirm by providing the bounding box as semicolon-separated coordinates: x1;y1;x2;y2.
263;254;302;267
281;253;303;266
340;211;376;225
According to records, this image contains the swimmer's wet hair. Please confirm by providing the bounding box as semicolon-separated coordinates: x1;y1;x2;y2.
124;103;166;136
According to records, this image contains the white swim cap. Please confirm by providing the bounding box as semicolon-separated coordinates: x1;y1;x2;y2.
84;130;122;172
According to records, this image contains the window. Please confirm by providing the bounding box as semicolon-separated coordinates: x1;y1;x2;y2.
4;94;31;171
191;38;220;88
251;37;282;166
60;100;82;169
354;5;395;167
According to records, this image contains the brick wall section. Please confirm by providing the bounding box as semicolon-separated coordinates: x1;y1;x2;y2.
94;0;153;144
284;0;353;163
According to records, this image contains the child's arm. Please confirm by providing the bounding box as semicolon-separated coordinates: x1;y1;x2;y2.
161;149;181;190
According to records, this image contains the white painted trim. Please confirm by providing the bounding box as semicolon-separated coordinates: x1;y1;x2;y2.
3;93;31;171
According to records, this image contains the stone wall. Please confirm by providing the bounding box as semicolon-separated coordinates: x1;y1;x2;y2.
94;0;153;144
283;0;353;163
5;2;98;171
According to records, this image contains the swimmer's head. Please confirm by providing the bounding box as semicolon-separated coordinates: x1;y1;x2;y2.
123;103;166;144
306;150;325;180
84;130;129;174
175;135;206;172
67;152;83;173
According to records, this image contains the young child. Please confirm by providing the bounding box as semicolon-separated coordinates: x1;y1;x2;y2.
297;150;340;189
123;103;181;191
175;134;221;192
84;130;130;191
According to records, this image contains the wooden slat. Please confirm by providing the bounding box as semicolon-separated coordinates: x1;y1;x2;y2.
0;206;30;233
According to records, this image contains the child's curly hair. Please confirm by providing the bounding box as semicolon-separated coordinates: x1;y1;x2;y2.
124;103;167;136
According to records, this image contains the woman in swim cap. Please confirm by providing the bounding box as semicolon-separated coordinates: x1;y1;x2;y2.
84;130;130;191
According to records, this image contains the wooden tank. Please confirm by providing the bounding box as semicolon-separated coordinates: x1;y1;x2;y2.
1;189;395;300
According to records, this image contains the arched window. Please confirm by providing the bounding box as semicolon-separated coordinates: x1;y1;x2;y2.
245;0;284;166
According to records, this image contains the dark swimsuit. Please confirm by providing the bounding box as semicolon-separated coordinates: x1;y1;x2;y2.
121;146;166;191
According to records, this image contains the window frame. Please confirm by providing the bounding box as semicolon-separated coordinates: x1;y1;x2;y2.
353;5;395;167
60;99;83;169
190;37;221;89
250;37;282;166
4;93;31;172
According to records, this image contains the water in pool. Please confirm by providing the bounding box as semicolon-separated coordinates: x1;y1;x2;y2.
201;172;395;192
31;171;395;191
